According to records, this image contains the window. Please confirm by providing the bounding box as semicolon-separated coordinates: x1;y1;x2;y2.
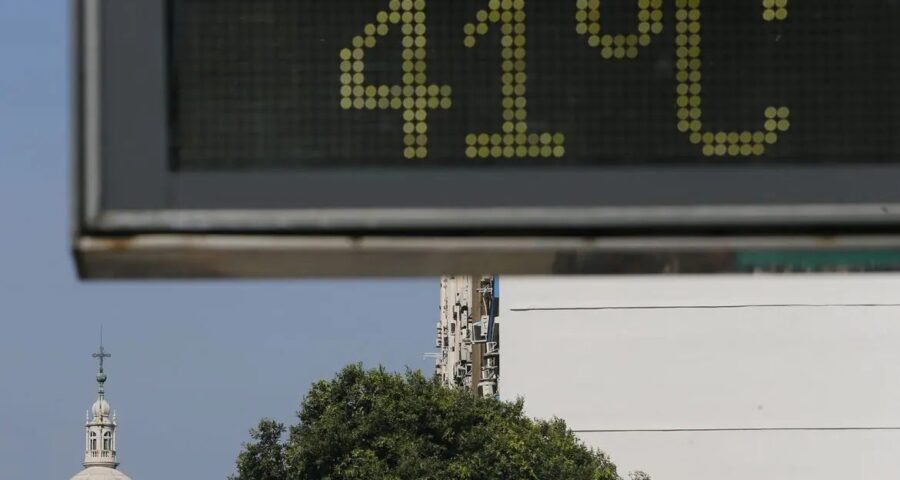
89;432;97;451
103;431;112;450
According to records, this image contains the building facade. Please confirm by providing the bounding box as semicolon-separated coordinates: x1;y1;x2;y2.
443;275;900;479
435;275;500;398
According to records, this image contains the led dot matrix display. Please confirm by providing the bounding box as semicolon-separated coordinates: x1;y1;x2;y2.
172;0;900;169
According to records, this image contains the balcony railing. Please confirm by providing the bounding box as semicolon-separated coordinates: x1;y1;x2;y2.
85;450;116;459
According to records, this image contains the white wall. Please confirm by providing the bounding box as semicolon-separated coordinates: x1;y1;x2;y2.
499;275;900;480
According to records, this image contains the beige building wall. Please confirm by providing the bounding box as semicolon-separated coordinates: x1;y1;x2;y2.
500;275;900;479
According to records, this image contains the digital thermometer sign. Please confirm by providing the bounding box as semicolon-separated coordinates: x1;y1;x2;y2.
75;0;900;278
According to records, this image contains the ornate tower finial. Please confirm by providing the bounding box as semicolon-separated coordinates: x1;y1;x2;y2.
93;327;111;373
92;328;111;395
84;335;119;469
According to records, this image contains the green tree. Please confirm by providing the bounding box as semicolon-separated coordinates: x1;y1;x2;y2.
231;419;287;480
233;364;646;480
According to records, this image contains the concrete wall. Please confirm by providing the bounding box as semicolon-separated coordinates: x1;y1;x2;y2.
499;275;900;480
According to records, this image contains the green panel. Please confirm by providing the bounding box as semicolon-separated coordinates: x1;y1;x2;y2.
736;250;900;272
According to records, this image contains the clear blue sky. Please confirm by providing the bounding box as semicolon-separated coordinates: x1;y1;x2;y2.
0;1;438;478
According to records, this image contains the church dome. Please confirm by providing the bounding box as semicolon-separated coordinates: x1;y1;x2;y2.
70;466;132;480
91;397;111;418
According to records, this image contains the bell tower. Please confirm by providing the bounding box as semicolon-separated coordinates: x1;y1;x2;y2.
84;341;118;468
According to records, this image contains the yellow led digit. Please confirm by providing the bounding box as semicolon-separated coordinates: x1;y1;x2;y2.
576;0;663;59
675;0;790;157
464;0;565;159
339;0;452;159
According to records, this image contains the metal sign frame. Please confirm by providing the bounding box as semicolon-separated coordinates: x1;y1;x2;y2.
74;0;900;278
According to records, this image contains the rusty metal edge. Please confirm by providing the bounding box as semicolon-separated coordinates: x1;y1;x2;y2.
75;234;900;279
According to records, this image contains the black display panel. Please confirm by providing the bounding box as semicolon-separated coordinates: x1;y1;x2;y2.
170;0;900;169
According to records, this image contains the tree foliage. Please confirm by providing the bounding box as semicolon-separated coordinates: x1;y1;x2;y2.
232;419;288;480
232;364;645;480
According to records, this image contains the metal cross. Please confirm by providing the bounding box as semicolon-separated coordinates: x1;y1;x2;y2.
92;334;111;373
